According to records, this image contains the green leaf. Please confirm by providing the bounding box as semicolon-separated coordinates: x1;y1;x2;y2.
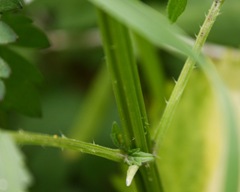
1;14;50;48
0;57;11;78
0;47;43;117
167;0;188;23
125;148;154;166
0;0;23;13
0;132;32;192
0;21;17;45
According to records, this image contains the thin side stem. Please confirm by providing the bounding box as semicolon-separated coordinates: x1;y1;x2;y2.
153;0;225;151
5;130;124;163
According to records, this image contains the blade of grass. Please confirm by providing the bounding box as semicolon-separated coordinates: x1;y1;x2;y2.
88;0;190;55
97;9;163;192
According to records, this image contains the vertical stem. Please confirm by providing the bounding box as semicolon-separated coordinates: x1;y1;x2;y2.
97;9;163;192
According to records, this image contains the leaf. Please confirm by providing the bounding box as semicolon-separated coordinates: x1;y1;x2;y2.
0;57;11;100
0;132;32;192
0;0;23;13
89;0;191;56
158;71;216;192
0;47;43;117
0;21;17;45
1;14;50;48
167;0;188;23
0;57;11;78
126;148;154;166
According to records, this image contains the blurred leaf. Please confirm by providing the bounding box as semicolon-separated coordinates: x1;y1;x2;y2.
0;21;17;45
0;80;5;100
0;132;32;192
0;0;23;13
0;57;11;78
167;0;187;23
1;14;50;48
0;57;11;101
0;47;43;117
88;0;191;55
158;71;219;192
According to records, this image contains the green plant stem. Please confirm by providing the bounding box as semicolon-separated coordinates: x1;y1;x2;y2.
97;9;163;192
153;0;225;151
5;130;124;163
97;10;150;151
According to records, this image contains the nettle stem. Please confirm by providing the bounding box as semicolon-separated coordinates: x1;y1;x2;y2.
153;0;225;151
5;130;124;163
97;9;163;192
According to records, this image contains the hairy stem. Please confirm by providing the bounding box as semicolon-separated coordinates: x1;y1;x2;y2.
97;9;163;192
153;0;225;151
5;130;124;163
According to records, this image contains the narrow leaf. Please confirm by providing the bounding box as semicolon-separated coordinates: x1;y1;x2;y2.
89;0;190;56
0;21;17;45
0;132;32;192
167;0;188;23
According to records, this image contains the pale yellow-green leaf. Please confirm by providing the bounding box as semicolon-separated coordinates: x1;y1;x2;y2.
0;133;32;192
158;48;240;192
158;70;223;192
0;21;17;44
0;57;11;79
